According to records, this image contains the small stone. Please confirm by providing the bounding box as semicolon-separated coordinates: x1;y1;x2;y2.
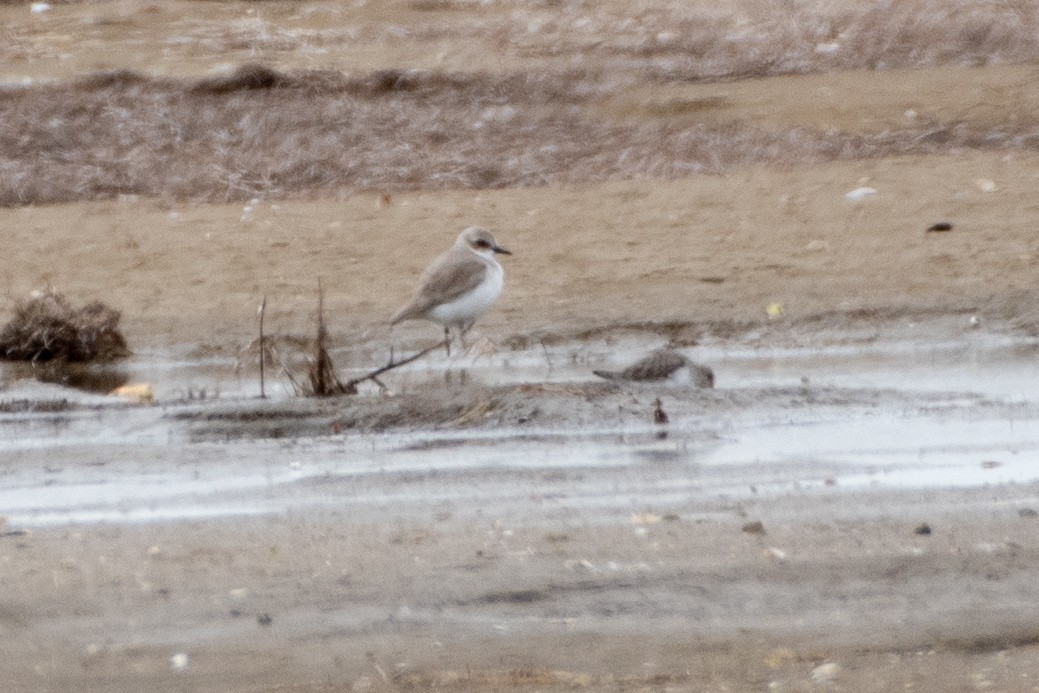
844;186;877;201
1018;508;1038;519
811;662;841;683
742;520;766;535
653;398;668;425
631;512;662;525
170;653;189;671
914;523;932;535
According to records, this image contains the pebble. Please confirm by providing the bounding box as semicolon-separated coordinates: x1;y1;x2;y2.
811;662;841;683
742;520;766;535
844;186;877;201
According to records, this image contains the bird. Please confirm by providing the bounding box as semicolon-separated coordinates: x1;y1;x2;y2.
593;349;714;388
390;226;511;352
653;397;669;425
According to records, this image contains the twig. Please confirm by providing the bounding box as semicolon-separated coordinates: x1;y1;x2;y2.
342;338;449;392
258;295;267;399
269;342;303;396
300;282;449;395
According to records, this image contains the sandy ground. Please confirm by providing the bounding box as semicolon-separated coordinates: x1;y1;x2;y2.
4;492;1039;692
4;1;1039;691
3;149;1039;356
7;105;1039;693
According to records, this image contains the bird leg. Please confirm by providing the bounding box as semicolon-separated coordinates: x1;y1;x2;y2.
459;321;476;352
443;326;452;356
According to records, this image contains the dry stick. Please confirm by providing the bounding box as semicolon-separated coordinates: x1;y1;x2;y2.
258;295;267;399
270;343;304;396
304;280;448;395
342;337;450;392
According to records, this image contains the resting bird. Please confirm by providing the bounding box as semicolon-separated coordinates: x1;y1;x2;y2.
390;226;511;352
593;350;714;388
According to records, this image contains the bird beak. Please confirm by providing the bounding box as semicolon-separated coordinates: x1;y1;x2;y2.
493;244;512;256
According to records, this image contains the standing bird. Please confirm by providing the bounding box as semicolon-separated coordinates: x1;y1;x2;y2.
390;226;511;353
593;349;714;388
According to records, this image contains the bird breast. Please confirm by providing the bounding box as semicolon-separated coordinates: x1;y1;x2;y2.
427;259;503;327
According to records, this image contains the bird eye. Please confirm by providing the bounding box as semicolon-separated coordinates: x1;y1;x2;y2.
475;239;490;248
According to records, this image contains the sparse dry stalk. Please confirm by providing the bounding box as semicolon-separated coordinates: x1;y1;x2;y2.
307;279;346;397
258;295;267;399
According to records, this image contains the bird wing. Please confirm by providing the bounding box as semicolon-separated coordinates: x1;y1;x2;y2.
621;351;688;380
391;251;488;323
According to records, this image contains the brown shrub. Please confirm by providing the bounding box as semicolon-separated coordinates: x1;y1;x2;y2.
0;291;130;362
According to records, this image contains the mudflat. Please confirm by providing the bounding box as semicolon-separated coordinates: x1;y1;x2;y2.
3;1;1039;691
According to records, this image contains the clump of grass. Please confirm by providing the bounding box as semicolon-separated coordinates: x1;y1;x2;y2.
0;291;130;362
306;281;352;397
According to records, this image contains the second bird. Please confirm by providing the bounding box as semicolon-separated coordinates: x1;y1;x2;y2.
390;226;511;351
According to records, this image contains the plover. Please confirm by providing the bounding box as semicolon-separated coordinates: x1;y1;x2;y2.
593;349;714;388
390;226;511;350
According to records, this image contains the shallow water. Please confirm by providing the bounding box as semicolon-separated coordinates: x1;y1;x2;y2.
3;334;1039;527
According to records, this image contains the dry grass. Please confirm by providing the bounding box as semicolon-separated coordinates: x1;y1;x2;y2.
1;62;1038;205
0;291;129;362
507;0;1039;79
161;0;1039;80
306;281;351;397
2;0;1039;204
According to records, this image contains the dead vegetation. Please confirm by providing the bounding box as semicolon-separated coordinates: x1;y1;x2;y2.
2;0;1039;205
306;281;351;397
248;283;451;398
506;0;1039;79
13;0;1035;80
1;62;1038;206
0;291;129;362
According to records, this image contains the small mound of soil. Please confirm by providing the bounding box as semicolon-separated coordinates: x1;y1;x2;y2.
189;63;292;94
0;291;130;362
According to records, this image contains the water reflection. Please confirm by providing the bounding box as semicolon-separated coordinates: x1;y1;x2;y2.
2;360;129;393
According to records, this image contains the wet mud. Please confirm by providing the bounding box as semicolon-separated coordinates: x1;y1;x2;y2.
3;319;1039;690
